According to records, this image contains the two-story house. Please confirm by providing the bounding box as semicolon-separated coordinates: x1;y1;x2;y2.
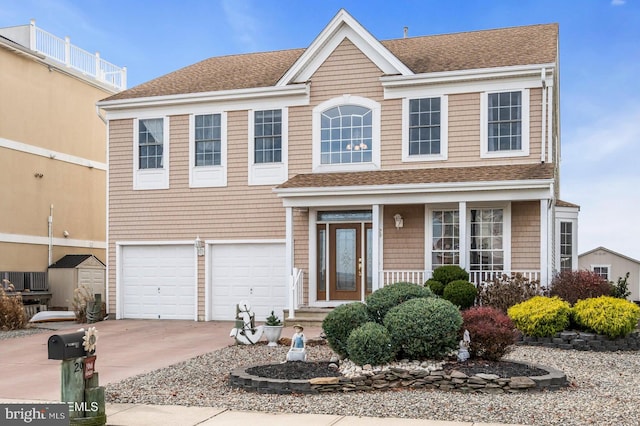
0;20;125;296
98;10;578;322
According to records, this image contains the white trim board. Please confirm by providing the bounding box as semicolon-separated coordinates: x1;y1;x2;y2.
0;137;106;171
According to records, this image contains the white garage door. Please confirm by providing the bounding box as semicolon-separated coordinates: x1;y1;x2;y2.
121;245;195;320
210;243;286;321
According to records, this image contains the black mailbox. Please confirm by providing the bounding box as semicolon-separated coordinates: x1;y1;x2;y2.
48;331;87;360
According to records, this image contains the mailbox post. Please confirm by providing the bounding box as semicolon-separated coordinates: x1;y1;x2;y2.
48;330;106;426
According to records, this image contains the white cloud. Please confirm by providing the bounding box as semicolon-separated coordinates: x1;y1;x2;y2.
220;0;262;51
611;0;626;5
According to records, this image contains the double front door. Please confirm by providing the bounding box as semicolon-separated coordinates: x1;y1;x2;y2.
317;223;372;301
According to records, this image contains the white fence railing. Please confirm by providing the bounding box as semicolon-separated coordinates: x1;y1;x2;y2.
381;269;542;287
380;270;426;287
288;268;304;318
30;20;126;90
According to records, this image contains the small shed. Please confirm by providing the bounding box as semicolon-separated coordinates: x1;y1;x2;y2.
578;247;640;302
48;254;106;310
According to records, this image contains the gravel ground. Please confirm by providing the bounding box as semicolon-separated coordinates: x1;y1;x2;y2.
106;343;640;426
0;327;49;340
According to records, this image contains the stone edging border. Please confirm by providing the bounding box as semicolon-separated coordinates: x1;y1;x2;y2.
229;361;567;395
517;330;640;351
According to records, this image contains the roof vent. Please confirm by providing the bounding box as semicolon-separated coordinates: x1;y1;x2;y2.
403;26;408;38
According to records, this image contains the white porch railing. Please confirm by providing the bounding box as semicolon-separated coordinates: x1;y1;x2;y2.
288;268;304;319
380;270;426;287
29;20;126;90
381;270;541;287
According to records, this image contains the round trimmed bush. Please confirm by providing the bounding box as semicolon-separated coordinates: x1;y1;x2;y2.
425;279;445;296
322;302;370;357
508;296;571;337
572;296;640;338
550;270;612;305
366;282;434;324
384;297;463;359
346;322;396;366
432;265;469;285
442;280;477;309
462;306;516;361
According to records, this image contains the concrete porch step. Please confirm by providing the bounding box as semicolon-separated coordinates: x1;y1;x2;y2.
283;307;334;328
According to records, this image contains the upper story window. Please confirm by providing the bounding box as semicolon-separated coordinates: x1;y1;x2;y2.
480;89;529;158
402;96;448;162
195;114;221;166
321;105;372;164
312;95;380;172
138;118;163;169
248;108;288;186
189;112;226;188
134;117;169;190
254;109;282;164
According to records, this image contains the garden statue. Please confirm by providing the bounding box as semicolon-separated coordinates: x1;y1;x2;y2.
230;301;263;345
286;324;307;361
457;329;471;362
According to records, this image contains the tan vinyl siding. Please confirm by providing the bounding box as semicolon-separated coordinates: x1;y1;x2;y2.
287;105;312;175
511;201;540;271
293;210;310;304
447;93;481;165
383;205;425;270
380;99;403;167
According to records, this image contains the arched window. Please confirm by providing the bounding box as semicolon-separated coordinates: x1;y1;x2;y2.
320;105;372;164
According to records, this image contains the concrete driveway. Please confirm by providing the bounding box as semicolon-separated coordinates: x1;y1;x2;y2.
0;319;322;401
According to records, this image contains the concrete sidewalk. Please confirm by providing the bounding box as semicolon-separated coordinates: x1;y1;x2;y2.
0;320;524;425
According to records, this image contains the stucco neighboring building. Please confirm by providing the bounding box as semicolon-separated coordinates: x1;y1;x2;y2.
579;247;640;302
98;10;579;322
0;20;125;275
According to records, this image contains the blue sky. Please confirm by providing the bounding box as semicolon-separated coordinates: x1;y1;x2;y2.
1;0;639;262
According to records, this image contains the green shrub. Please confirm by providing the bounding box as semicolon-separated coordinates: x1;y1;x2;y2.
366;282;434;324
442;280;477;309
322;302;370;357
611;272;631;300
572;296;640;338
0;280;27;331
477;273;541;313
425;279;445;296
432;265;469;285
462;306;516;361
384;297;462;359
346;322;396;366
507;296;571;337
550;270;612;305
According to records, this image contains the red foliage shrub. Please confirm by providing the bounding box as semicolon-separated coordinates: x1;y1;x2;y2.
550;270;612;305
461;306;517;361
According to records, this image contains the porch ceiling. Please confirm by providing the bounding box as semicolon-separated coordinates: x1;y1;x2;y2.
277;163;554;190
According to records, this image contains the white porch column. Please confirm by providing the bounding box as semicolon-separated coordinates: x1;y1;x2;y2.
285;207;294;317
458;202;468;271
540;199;549;289
373;204;382;291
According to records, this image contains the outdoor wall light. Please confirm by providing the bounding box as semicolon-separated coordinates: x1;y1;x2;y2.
394;213;404;230
195;236;205;256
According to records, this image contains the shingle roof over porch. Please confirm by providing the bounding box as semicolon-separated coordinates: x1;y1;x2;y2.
277;163;555;189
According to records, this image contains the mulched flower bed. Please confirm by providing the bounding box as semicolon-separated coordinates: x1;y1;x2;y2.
245;359;547;380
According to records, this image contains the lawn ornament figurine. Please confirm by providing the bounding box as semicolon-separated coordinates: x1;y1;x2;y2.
230;301;264;345
286;324;307;361
457;329;471;362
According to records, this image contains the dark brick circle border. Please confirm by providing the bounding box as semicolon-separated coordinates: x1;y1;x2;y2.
517;330;640;351
229;361;567;394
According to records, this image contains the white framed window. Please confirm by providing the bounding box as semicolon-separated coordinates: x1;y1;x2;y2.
189;112;227;188
592;265;610;281
312;95;380;172
469;207;510;271
248;108;288;185
480;89;529;158
430;209;460;269
559;221;573;271
133;117;169;190
402;96;448;162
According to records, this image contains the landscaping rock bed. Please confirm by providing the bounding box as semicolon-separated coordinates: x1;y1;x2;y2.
518;330;640;351
230;359;566;394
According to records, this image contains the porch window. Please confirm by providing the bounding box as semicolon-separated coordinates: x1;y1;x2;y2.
138;118;163;169
321;105;372;164
560;221;573;271
470;208;504;270
432;210;459;268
